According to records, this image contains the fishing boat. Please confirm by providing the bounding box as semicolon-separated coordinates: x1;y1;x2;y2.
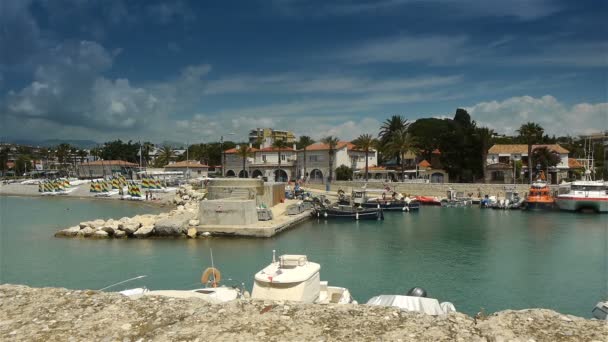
366;287;456;315
555;179;608;213
251;251;356;304
440;189;472;207
338;188;419;211
314;204;384;220
523;182;555;211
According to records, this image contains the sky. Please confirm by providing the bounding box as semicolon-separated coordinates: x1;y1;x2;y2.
1;0;606;143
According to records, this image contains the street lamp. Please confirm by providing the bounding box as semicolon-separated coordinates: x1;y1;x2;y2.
220;133;235;177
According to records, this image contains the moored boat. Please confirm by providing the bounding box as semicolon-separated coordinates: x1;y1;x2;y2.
414;195;442;206
252;252;356;304
366;287;456;315
523;182;555;211
555;180;608;213
315;205;384;220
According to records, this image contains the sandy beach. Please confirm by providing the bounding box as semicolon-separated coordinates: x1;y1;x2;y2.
0;181;176;206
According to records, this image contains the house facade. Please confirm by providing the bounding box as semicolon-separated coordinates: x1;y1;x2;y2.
248;128;296;149
485;144;571;184
224;145;297;181
164;160;209;177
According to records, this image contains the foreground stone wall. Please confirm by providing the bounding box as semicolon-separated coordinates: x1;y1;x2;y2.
307;181;543;198
0;285;604;342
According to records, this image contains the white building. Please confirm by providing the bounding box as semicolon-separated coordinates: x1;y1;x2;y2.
224;145;297;181
295;141;377;182
486;144;571;184
164;160;209;177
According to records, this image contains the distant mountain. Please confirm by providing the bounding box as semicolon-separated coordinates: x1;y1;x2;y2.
2;138;99;149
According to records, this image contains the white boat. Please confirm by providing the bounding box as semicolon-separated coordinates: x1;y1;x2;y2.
366;287;456;315
555;180;608;213
252;252;356;304
592;301;608;320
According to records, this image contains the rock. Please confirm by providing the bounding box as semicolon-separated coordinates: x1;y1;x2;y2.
80;227;96;237
119;222;140;235
133;225;154;238
89;219;106;229
154;213;195;236
188;219;199;226
54;226;81;237
182;195;190;201
177;205;185;211
100;226;115;236
78;222;91;229
92;230;109;239
187;228;197;238
113;230;126;238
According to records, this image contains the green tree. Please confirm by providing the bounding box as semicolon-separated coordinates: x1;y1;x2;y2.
321;136;340;182
55;143;72;169
296;136;314;179
100;140;139;163
15;154;32;176
517;122;545;184
235;144;253;178
352;134;377;181
378;115;409;163
532;147;561;178
0;147;10;175
141;142;155;166
155;145;174;167
335;165;353;181
476;127;495;183
272;139;289;181
387;128;418;181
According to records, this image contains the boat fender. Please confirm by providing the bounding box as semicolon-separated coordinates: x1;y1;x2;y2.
377;204;380;209
324;212;328;218
201;267;221;287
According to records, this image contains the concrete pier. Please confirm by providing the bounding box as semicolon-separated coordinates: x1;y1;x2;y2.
196;199;312;237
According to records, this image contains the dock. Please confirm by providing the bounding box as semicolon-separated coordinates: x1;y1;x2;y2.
195;199;313;237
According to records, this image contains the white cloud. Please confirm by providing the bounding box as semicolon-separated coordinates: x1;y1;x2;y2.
467;95;608;136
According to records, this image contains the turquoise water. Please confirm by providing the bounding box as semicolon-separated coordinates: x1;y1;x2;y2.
1;196;606;317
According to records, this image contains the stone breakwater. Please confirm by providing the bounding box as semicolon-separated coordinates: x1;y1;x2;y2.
0;285;605;342
55;186;206;239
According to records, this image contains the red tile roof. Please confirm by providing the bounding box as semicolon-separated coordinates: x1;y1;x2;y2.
81;160;138;166
418;160;432;168
303;141;362;152
568;158;584;169
224;147;259;154
257;146;294;152
488;144;569;154
164;160;209;168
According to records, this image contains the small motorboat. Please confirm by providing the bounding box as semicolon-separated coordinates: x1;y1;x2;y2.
441;189;472;207
315;205;384;220
252;252;356;304
342;188;419;212
366;287;456;316
414;196;442;206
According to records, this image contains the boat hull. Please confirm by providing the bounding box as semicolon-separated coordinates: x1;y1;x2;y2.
361;201;418;211
555;197;608;213
315;208;383;220
523;201;555;211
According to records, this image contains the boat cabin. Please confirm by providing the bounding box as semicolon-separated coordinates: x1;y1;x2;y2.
252;255;322;303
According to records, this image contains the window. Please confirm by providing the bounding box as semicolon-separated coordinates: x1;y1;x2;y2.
309;155;318;162
281;154;286;161
262;155;267;162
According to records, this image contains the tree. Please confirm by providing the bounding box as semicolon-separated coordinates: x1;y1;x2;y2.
235;144;253;178
378;115;409;163
517;122;545;184
141;142;155;166
155;145;174;167
296;136;314;180
335;165;353;181
55;143;71;169
352;134;377;181
15;154;32;176
77;150;88;164
476;127;495;183
0;147;10;175
272;139;289;182
532;147;561;179
387;128;418;181
321;136;339;183
100;140;139;163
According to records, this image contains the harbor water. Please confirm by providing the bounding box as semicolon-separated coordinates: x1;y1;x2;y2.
0;196;606;317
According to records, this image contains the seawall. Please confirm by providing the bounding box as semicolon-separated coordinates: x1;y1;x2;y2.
0;285;604;341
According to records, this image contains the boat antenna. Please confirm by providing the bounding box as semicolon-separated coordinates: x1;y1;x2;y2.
98;275;147;291
210;248;216;284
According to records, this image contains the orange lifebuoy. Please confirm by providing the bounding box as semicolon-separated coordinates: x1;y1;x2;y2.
201;267;221;287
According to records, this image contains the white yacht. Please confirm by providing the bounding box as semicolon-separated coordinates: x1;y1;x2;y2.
556;177;608;213
252;252;356;304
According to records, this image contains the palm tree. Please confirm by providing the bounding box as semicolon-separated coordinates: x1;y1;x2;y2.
378;115;409;163
321;136;340;183
272;139;288;181
517;122;544;184
387;128;418;181
297;136;314;180
476;127;495;183
235;144;253;178
142;142;155;166
156;145;174;167
352;134;377;181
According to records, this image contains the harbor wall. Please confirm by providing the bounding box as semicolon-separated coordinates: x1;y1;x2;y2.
1;284;604;341
305;181;550;198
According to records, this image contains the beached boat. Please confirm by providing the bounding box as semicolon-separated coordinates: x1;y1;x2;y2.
366;287;456;315
251;252;356;304
523;182;555;211
314;204;384;220
556;180;608;213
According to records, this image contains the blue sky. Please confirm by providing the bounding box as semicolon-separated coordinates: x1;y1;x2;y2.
1;0;606;143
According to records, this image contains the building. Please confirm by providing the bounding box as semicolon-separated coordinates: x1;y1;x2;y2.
354;149;448;183
76;160;139;178
224;145;297;181
164;160;209;177
248;128;296;149
485;144;571;184
295;141;377;182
